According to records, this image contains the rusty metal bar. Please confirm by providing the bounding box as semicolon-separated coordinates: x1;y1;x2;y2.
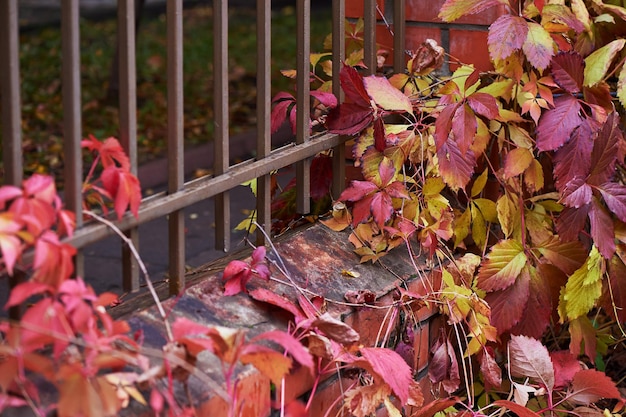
363;0;377;75
167;0;185;294
394;0;406;74
0;0;22;186
256;0;272;244
62;0;84;278
296;0;311;214
118;0;140;292
331;0;346;199
214;0;231;252
64;133;347;251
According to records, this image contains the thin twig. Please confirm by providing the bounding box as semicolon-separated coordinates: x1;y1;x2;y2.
83;209;173;341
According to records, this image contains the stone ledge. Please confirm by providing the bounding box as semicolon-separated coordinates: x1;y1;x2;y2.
117;222;440;416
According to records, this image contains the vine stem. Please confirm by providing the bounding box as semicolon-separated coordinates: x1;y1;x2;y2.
83;209;173;342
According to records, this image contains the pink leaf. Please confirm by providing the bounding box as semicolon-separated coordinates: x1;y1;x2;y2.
508;335;555;390
569;369;622;405
599;182;626;222
271;97;295;134
553;120;595;193
370;192;394;227
251;330;315;374
5;281;52;308
0;186;22;210
437;140;476;191
360;347;412;404
488;15;528;61
429;332;460;394
589;199;615;259
311;90;337;108
308;313;360;344
480;350;502;389
467;92;500;119
339;180;378;202
452;103;477;156
561;177;592;208
550;350;582;389
363;75;413;114
248;288;306;323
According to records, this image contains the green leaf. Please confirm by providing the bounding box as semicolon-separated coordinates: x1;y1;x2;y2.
584;39;626;87
477;239;527;292
558;246;604;322
617;63;626;109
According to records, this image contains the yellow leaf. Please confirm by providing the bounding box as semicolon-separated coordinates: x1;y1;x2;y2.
471;203;488;250
473;198;498;223
341;269;361;278
617;63;626;109
235;212;257;233
584;39;626;87
497;193;520;239
471;168;489;198
524;158;544;193
453;208;471;248
504;147;534;179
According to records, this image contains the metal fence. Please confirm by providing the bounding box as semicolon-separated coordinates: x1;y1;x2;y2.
0;0;407;298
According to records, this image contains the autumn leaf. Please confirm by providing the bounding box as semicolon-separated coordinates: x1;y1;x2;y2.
488;15;529;61
100;166;141;220
537;237;586;275
239;345;293;385
439;0;506;23
536;94;583;151
588;113;624;187
569;316;597;361
437;140;476;191
551;52;584;94
429;331;460;394
363;75;413;115
553;120;595;193
523;22;555;71
359;347;413;404
569;369;623;405
477;239;527;292
550;350;582;389
504;147;534;178
508;334;555;391
484;266;530;334
493;400;543;417
584;39;626;87
82;135;131;171
250;330;315;374
558;246;604;322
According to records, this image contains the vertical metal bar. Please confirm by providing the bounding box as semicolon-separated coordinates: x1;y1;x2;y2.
118;0;140;292
62;0;84;278
363;0;377;75
1;0;22;186
296;0;311;214
214;0;230;251
167;0;185;294
1;0;24;320
331;0;346;199
393;0;406;74
256;0;271;245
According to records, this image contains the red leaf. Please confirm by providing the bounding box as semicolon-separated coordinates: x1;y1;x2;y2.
536;94;583;151
352;194;375;226
271;94;295;134
340;64;372;107
569;369;622;405
488;15;529;61
222;260;252;296
604;252;626;322
556;205;590;242
599;182;626;222
309;154;333;200
588;113;624;186
561;177;592;208
553;120;595;193
429;331;460;394
412;398;460;417
493;400;543;417
589;199;615;259
480;350;502;389
82;135;131;171
339;180;378;203
326;103;374;135
467;92;500;120
5;281;52;308
308;313;360;344
249;288;306;323
538;237;586;275
100;166;141;220
370;192;394;227
509;335;555;390
452;103;477;156
437;140;476;191
32;231;77;289
508;267;555;337
569;316;597;361
551;52;584;94
359;347;412;404
252;330;315;374
434;102;460;150
311;90;338;109
373;117;386;152
484;267;530;334
550;350;582;389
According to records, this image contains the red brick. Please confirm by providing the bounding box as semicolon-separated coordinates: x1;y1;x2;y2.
448;28;493;71
405;26;442;51
197;370;271;417
346;0;385;19
308;376;352;417
413;320;432;373
404;0;507;25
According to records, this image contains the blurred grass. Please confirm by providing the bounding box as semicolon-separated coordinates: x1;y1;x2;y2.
5;4;332;179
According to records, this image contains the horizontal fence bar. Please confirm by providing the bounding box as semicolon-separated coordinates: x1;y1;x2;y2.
63;133;348;251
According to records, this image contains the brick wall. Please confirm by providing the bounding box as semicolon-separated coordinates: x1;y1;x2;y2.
346;0;510;72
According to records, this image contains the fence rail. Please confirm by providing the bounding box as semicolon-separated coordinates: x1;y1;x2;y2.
1;0;406;299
